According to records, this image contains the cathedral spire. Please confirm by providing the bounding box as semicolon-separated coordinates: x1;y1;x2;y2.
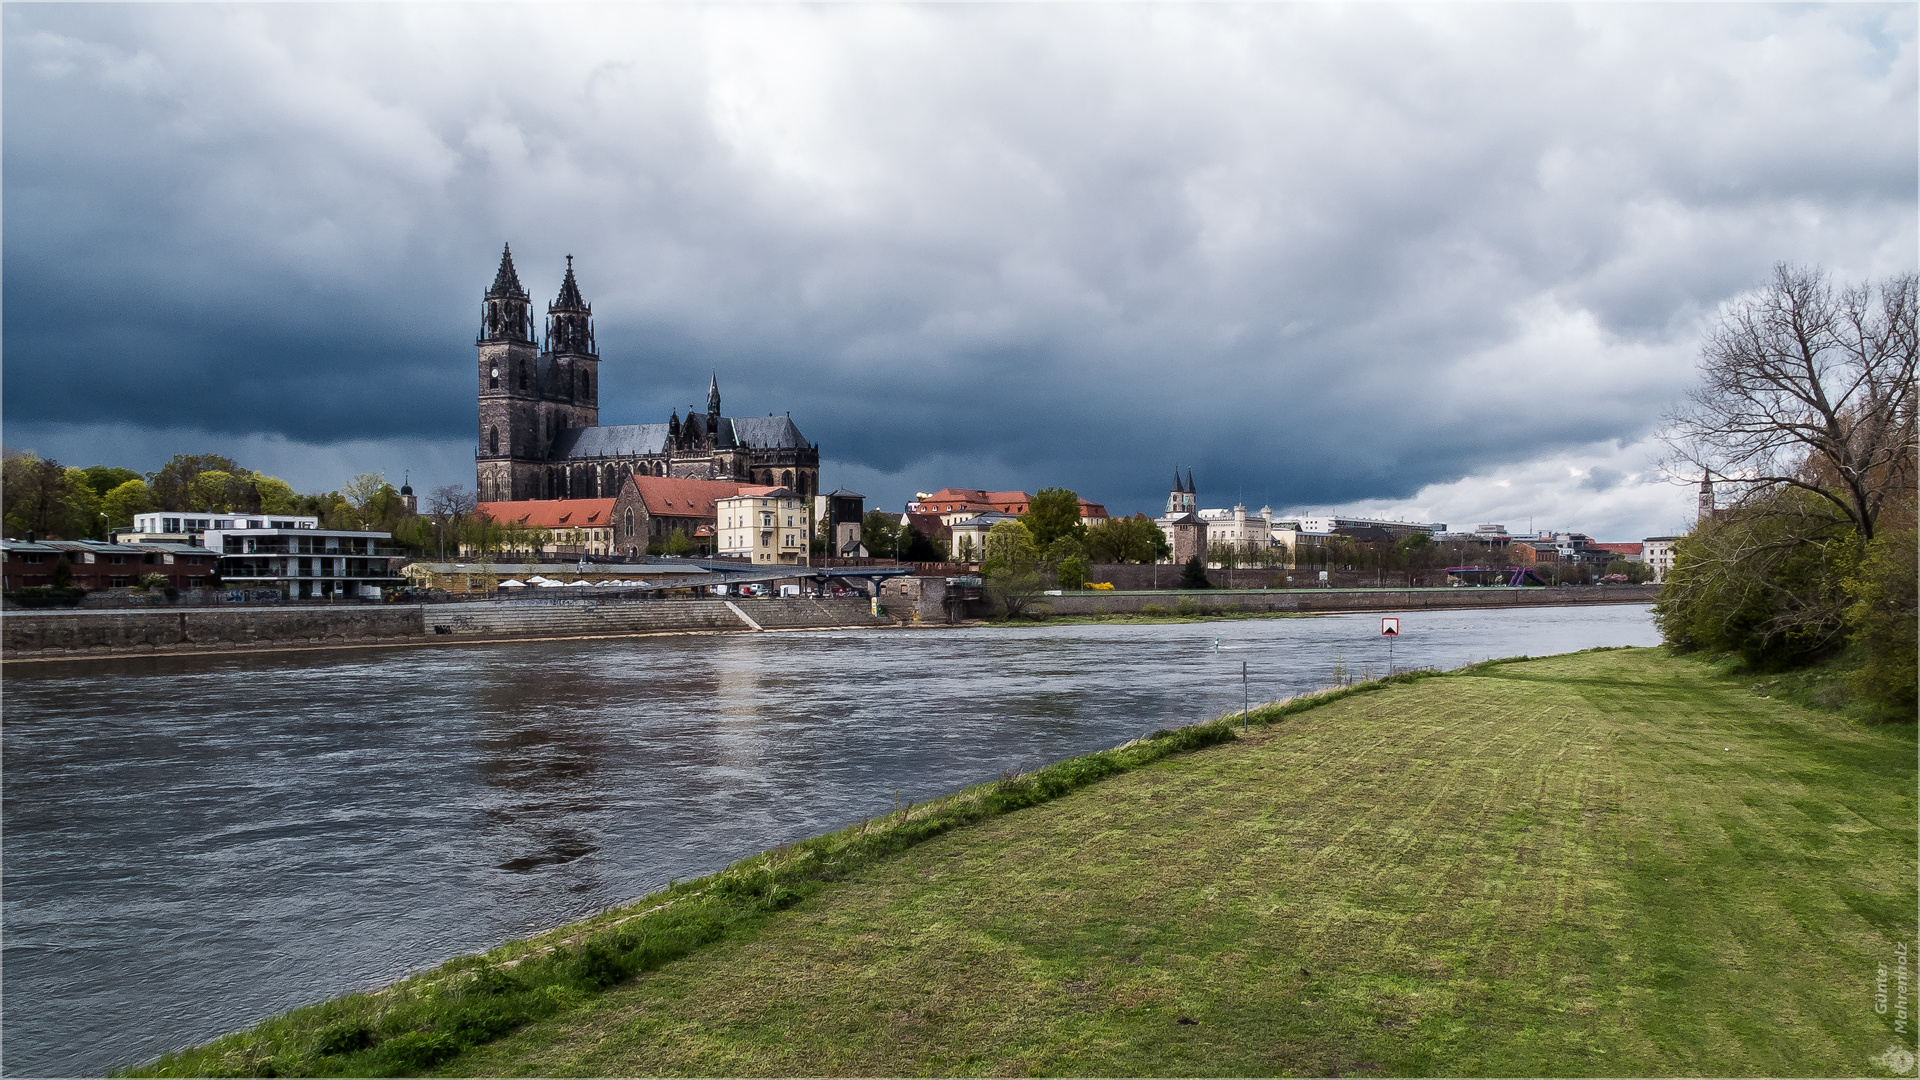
554;254;586;310
707;373;722;415
1186;468;1196;494
545;254;595;356
488;243;527;299
481;242;532;343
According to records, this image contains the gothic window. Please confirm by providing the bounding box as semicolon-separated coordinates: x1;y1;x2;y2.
578;370;586;398
625;508;634;538
518;361;527;390
782;470;793;489
489;427;499;455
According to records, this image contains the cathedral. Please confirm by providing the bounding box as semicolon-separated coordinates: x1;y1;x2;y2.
474;245;820;502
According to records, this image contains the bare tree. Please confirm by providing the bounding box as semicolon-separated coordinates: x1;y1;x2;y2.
427;483;477;519
1663;264;1917;547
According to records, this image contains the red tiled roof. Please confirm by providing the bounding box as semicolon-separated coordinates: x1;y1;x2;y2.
1589;542;1643;555
904;512;950;538
622;476;754;518
910;487;1106;519
476;498;616;529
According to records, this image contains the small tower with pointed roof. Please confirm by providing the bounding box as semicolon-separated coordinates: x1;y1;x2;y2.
1698;472;1716;524
1166;467;1198;517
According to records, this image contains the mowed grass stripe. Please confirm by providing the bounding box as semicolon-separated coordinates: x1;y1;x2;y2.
441;649;1913;1078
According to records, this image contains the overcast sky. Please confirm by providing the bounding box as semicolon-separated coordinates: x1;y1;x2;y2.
4;4;1913;538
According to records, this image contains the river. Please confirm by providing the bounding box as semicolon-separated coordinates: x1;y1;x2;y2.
2;604;1659;1076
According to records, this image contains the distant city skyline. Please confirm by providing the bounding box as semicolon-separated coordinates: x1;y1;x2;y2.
4;4;1913;540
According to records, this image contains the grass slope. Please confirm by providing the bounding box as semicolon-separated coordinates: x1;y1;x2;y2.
441;648;1914;1078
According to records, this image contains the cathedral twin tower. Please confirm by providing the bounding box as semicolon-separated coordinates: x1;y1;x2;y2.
474;244;819;503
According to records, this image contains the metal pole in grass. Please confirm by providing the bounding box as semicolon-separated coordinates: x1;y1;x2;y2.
1242;659;1248;729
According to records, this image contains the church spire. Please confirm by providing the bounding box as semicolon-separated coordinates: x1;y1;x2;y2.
545;254;595;356
554;255;586;310
1186;468;1196;494
488;243;526;299
707;373;722;415
480;242;532;343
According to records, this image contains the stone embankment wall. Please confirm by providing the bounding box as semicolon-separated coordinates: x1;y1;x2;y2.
3;597;894;661
1037;584;1660;617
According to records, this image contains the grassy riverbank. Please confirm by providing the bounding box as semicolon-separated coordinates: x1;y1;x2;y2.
126;648;1915;1078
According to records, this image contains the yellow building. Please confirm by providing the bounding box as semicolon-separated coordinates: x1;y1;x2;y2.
717;486;810;565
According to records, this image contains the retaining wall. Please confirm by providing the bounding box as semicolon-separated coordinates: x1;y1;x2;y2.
2;596;894;661
2;606;428;658
1035;584;1660;616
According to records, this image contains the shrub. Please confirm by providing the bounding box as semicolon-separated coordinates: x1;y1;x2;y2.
310;1021;373;1057
1843;528;1918;719
375;1031;459;1071
1179;555;1211;589
1139;603;1164;617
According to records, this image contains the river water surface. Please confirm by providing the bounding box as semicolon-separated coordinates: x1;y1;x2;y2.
3;604;1659;1076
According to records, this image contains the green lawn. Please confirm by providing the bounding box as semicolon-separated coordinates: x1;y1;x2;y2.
438;648;1915;1077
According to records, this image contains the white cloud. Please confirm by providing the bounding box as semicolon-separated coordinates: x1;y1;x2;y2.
1283;436;1698;540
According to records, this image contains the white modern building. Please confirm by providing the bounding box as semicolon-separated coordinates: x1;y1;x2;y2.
1643;536;1681;583
208;522;405;599
1292;515;1445;540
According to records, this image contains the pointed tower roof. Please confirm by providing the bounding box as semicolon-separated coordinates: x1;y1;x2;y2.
1172;466;1182;492
1186;468;1196;494
488;243;527;298
707;372;722;412
552;254;588;311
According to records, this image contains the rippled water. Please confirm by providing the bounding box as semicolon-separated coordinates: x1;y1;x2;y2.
2;604;1658;1076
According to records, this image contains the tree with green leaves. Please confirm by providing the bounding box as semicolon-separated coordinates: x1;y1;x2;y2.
983;518;1046;619
101;479;157;530
1179;554;1212;589
1056;554;1088;591
1086;515;1169;564
1020;487;1087;551
80;466;142;499
862;510;904;559
148;454;245;511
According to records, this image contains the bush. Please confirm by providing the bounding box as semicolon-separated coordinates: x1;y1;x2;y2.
1654;490;1853;666
1056;554;1087;591
1843;528;1917;719
1179;555;1211;589
310;1021;372;1057
375;1031;459;1071
1139;603;1163;617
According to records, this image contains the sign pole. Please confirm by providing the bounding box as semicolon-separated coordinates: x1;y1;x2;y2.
1242;660;1249;730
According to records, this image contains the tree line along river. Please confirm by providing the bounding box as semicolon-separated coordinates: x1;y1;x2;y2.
2;605;1660;1076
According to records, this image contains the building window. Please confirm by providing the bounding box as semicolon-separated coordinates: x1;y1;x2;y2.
489;365;499;389
110;576;129;588
518;361;527;390
490;427;499;455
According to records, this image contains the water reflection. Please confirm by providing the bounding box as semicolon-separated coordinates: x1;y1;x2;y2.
2;605;1658;1076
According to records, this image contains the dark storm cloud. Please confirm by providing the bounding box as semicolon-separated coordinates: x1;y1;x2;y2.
3;4;1913;529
